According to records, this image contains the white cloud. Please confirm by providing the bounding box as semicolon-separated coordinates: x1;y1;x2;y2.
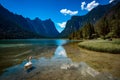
60;9;78;16
81;2;86;10
57;22;67;28
81;0;99;11
109;0;114;3
86;0;99;11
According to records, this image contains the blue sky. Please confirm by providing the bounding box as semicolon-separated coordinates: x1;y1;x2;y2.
0;0;114;32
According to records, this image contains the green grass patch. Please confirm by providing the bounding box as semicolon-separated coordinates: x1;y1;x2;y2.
78;39;120;53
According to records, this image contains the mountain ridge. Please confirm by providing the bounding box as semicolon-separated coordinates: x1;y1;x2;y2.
68;1;120;39
60;0;120;38
0;4;59;39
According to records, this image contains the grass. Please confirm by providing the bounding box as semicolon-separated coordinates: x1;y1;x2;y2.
64;42;120;78
78;39;120;53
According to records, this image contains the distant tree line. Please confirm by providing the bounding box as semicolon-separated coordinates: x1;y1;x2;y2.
69;16;120;40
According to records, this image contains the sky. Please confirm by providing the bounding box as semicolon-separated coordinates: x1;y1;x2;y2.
0;0;114;32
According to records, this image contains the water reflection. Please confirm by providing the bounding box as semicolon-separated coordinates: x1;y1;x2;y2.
26;66;36;73
53;46;67;58
0;42;116;80
0;45;71;79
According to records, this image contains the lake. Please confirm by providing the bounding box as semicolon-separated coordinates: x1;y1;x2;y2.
0;39;117;80
0;39;73;80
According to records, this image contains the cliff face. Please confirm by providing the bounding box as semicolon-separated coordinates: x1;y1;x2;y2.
60;0;120;38
26;18;59;38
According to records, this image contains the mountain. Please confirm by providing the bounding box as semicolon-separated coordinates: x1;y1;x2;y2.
94;2;120;38
26;18;59;37
67;1;120;39
104;1;120;20
0;4;31;30
0;5;42;39
0;4;59;39
60;0;120;38
0;16;42;39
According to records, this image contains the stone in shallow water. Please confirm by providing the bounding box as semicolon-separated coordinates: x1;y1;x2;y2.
60;62;116;80
78;62;100;77
60;62;100;77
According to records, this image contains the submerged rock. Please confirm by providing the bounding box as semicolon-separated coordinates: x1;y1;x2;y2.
60;62;100;77
60;62;117;80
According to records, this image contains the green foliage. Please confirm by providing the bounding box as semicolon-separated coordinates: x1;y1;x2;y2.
95;2;120;38
95;17;110;38
82;23;95;39
69;3;120;40
108;19;120;38
69;23;95;40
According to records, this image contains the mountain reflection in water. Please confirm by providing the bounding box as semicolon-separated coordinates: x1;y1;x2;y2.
0;41;72;80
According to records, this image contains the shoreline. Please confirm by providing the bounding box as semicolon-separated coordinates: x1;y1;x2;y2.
64;41;120;78
0;40;120;79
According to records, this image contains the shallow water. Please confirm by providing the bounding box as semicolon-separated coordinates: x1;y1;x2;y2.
0;39;117;80
0;39;72;79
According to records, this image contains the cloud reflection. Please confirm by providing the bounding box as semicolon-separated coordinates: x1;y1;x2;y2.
54;46;67;58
